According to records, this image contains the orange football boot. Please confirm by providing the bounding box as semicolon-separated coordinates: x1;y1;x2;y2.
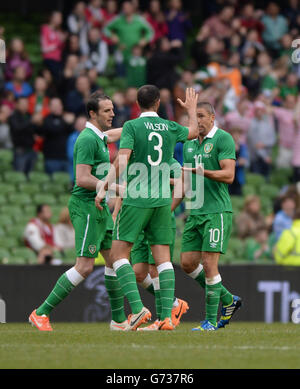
29;309;53;331
171;299;189;327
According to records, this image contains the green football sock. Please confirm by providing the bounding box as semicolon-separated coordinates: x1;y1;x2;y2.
36;268;84;316
158;263;175;321
114;259;144;314
191;266;233;307
205;275;222;327
105;268;127;323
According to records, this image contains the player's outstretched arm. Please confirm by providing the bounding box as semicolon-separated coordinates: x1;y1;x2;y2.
105;127;123;143
177;87;199;140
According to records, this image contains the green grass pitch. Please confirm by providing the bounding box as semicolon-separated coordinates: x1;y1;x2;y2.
0;322;300;369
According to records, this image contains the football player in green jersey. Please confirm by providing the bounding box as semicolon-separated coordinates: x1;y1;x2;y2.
172;102;242;332
29;91;127;331
112;159;189;331
95;85;199;330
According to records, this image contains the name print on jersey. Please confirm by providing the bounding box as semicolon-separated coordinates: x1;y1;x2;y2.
144;122;169;131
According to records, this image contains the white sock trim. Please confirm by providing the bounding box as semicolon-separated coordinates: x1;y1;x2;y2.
105;266;116;277
205;274;222;286
157;262;173;274
152;277;160;291
139;273;152;289
188;264;203;279
113;258;130;272
65;267;85;286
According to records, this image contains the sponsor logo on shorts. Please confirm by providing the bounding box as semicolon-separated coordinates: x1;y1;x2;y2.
88;245;97;254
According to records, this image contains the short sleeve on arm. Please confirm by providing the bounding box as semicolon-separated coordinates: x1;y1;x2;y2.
119;122;135;149
76;136;97;165
217;133;236;162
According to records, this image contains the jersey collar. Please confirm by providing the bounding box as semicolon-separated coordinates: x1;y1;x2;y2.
139;112;159;117
204;124;218;139
85;121;107;140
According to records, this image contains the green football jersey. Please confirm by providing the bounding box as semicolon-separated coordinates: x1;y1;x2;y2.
120;112;189;208
183;126;236;215
71;122;110;201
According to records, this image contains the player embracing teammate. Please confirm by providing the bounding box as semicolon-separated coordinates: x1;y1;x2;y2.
29;86;241;332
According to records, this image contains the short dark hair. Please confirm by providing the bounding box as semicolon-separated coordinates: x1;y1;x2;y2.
86;91;111;119
137;85;160;109
197;101;216;115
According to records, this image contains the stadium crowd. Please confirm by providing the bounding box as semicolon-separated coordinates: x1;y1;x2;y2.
1;0;300;265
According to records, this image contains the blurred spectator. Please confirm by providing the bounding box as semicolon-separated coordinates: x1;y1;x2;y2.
59;54;83;100
147;37;183;90
24;204;61;264
103;0;154;75
28;76;50;118
144;0;169;47
38;68;58;98
41;97;75;174
261;2;288;55
62;34;82;64
87;68;101;93
173;69;201;119
40;11;66;78
5;66;33;98
9;97;41;175
272;195;296;241
239;3;264;38
158;88;175;120
54;207;75;250
112;91;130;128
283;0;300;35
236;195;267;239
261;57;288;98
224;98;253;143
293;125;300;183
102;0;118;24
126;45;147;88
67;1;87;34
292;96;300;183
247;100;276;179
165;0;192;43
268;95;297;168
202;4;235;40
280;73;299;99
5;37;32;81
245;226;273;262
0;105;12;149
191;31;225;69
65;74;91;115
66;114;86;181
80;26;108;74
85;0;105;29
274;208;300;265
229;127;249;196
124;87;140;119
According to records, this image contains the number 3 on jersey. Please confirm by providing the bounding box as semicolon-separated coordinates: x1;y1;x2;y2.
148;132;163;166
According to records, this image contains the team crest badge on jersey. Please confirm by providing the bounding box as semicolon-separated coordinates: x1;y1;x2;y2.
88;245;97;254
204;143;213;153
